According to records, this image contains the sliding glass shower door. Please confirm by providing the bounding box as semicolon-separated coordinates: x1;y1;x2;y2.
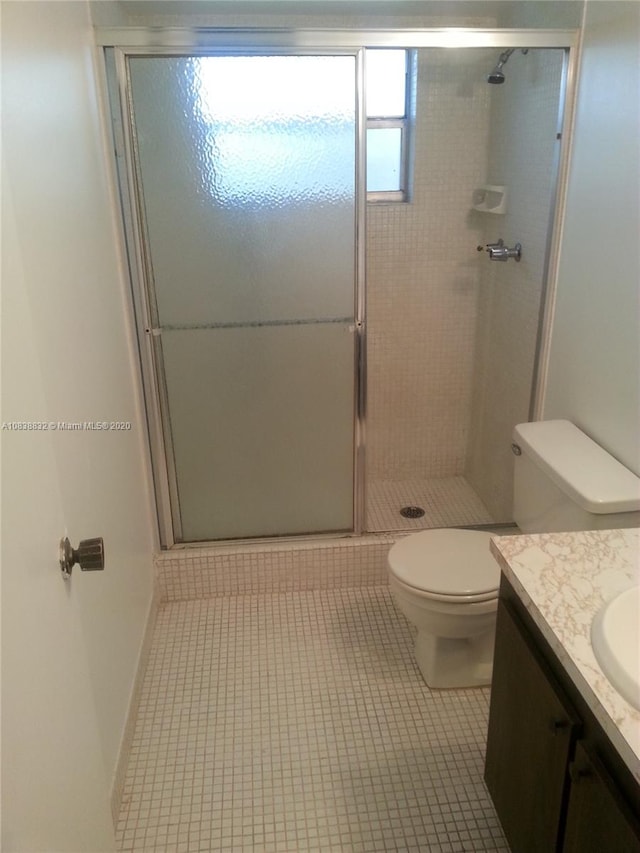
127;55;358;541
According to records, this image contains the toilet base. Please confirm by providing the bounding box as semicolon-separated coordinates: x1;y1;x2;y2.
414;628;495;689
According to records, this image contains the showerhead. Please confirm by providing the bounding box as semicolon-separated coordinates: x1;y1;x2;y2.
487;49;514;85
487;48;529;84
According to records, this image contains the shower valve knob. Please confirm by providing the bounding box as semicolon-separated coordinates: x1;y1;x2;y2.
59;536;105;580
478;239;522;262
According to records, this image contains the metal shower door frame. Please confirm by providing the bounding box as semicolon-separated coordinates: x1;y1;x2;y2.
99;27;578;549
104;41;367;547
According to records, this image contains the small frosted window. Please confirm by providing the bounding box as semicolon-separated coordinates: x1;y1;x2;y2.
366;50;407;117
366;49;411;202
366;128;402;192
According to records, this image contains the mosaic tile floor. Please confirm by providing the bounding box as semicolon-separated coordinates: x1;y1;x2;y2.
117;587;509;852
366;478;496;533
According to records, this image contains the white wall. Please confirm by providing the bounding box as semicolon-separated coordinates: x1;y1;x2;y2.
116;0;583;27
2;176;117;853
1;2;155;849
116;0;583;29
543;0;640;474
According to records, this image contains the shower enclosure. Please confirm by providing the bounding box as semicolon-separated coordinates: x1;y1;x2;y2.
102;29;576;546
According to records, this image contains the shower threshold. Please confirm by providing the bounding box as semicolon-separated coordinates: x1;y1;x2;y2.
367;476;496;532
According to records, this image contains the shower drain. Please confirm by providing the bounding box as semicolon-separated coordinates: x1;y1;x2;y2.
400;505;425;519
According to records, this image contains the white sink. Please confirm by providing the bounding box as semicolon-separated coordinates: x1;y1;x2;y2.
591;585;640;710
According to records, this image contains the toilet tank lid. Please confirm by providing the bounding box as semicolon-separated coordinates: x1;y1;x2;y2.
513;420;640;514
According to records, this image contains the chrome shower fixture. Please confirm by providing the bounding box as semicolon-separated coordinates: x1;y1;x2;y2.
477;238;522;262
487;48;529;84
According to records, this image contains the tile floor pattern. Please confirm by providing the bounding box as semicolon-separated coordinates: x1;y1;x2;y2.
366;477;496;533
117;587;509;852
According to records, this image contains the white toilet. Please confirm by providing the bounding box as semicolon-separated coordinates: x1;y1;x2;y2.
388;419;640;689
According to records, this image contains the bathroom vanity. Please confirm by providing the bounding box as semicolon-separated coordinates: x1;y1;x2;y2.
485;529;640;852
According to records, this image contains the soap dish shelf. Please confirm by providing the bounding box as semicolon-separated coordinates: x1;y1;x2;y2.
472;185;508;214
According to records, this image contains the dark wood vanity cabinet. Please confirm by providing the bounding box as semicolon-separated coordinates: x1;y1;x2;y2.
563;742;640;852
484;594;579;851
485;581;640;853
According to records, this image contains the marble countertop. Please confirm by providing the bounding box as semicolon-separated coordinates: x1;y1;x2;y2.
490;528;640;784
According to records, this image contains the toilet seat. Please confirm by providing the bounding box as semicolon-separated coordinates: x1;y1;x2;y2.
388;529;500;603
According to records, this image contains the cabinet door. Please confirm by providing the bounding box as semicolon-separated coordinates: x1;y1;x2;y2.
485;600;580;853
563;742;640;852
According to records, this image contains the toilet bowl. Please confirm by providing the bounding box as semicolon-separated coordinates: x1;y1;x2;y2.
388;528;500;688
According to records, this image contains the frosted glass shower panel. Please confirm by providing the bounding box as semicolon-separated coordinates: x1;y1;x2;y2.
163;324;355;541
127;54;358;540
128;55;357;327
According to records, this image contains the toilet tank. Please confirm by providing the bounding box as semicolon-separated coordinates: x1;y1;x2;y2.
512;420;640;533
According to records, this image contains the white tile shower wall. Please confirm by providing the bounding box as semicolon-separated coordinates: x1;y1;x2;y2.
366;50;492;481
466;49;565;521
156;536;395;601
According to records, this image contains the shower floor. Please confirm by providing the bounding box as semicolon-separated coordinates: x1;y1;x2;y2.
366;476;496;533
116;586;508;852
